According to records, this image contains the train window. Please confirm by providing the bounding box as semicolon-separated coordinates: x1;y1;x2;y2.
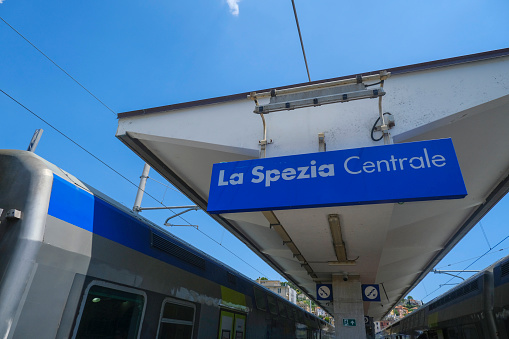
461;324;480;339
446;327;460;339
74;283;145;339
157;298;196;339
267;295;278;315
253;288;267;311
277;300;287;318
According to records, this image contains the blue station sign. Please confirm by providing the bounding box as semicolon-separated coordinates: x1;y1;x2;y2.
316;284;333;301
362;284;381;302
207;138;467;214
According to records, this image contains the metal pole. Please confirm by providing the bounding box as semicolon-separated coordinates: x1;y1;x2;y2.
291;0;311;82
133;163;151;212
27;129;43;152
138;205;198;211
433;269;480;281
248;73;390;99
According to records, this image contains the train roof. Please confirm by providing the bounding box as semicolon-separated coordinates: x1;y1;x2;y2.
426;254;509;307
384;253;509;331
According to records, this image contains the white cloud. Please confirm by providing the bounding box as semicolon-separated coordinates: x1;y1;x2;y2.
226;0;240;16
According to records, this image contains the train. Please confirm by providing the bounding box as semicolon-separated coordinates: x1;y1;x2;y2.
378;254;509;339
0;149;335;339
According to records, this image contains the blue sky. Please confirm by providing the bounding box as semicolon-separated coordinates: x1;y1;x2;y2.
1;0;509;304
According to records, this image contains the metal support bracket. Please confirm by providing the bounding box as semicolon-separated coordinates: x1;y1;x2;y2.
259;138;273;158
269;223;280;229
248;72;391;114
163;206;200;228
374;113;396;132
256;106;273;158
6;209;21;220
318;132;326;152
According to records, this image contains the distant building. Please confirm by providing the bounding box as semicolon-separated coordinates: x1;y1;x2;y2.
374;320;393;333
408;298;423;306
315;307;327;317
256;279;297;304
394;305;408;318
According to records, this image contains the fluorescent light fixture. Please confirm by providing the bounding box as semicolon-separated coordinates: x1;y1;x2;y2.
255;85;384;114
250;72;390;114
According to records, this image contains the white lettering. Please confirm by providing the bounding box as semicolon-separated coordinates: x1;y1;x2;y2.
297;167;310;179
398;158;407;170
251;166;264;183
377;160;390;172
218;170;229;186
409;157;425;169
344;156;361;174
310;160;317;178
229;173;243;185
265;169;280;187
250;162;335;185
389;155;398;171
343;148;448;175
363;161;375;173
318;164;335;177
282;168;296;180
432;154;446;167
423;148;431;167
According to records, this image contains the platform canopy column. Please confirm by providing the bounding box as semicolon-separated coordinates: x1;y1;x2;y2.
333;274;366;339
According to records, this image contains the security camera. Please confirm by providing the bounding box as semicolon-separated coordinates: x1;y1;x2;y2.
343;274;348;282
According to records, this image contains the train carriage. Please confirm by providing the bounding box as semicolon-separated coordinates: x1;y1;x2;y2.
381;256;509;339
493;256;509;339
0;150;334;339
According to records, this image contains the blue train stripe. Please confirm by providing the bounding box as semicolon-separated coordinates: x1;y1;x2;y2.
48;174;95;232
47;174;252;296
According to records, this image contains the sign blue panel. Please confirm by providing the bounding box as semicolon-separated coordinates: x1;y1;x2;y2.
207;138;467;214
316;284;333;301
362;284;381;302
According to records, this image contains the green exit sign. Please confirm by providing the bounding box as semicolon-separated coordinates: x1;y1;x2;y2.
343;318;356;327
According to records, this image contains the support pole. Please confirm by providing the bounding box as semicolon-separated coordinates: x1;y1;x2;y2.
133;163;151;212
27;129;43;152
333;274;366;339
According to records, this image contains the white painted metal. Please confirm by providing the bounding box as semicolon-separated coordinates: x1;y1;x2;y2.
27;129;43;153
116;52;509;320
133;163;151;212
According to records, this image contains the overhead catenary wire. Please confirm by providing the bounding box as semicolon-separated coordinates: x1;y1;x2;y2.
436;246;509;269
0;88;269;279
479;221;492;249
0;15;272;277
422;234;509;302
290;0;311;82
0;16;117;117
146;176;182;203
1;17;271;278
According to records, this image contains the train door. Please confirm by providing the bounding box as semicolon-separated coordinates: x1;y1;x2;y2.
218;309;246;339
